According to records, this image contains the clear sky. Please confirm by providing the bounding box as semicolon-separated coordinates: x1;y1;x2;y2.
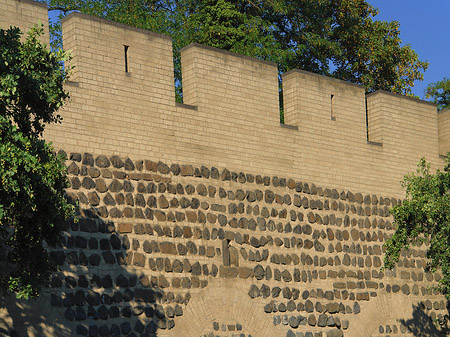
369;0;450;99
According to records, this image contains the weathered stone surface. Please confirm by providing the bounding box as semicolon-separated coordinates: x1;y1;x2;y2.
82;153;94;167
282;270;292;282
132;253;145;267
248;284;260;298
158;274;170;288
191;262;202;276
67;162;80;176
326;329;344;337
80;177;95;189
317;313;328;327
402;284;410;295
221;266;238;278
87;167;101;179
305;300;314;312
353;302;360;314
308;314;317;326
327;302;340;314
253;265;265;280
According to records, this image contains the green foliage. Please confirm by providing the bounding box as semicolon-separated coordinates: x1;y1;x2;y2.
43;0;427;98
0;26;74;299
0;26;70;137
268;0;428;95
426;77;450;111
384;157;450;299
327;2;427;96
185;0;282;61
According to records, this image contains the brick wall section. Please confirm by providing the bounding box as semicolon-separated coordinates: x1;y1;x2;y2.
366;92;383;144
0;0;48;41
282;69;366;131
52;12;176;157
367;91;440;159
181;43;280;127
438;108;450;156
61;12;174;93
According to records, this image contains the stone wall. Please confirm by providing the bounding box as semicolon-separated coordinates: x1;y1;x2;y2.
47;152;446;337
0;0;449;336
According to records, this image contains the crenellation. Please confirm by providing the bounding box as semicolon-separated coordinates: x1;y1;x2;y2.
61;12;175;101
366;91;439;159
282;69;366;131
180;43;280;127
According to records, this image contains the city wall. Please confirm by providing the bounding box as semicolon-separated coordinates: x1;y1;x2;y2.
1;0;450;336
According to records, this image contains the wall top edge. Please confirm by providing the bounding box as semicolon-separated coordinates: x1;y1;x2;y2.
19;0;47;9
438;108;450;114
367;90;438;108
60;11;172;41
282;69;365;90
180;42;278;68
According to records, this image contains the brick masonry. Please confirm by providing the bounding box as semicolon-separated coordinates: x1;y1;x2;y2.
1;1;450;336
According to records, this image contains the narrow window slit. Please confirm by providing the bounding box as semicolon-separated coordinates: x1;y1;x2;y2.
365;97;369;140
124;45;129;73
330;94;335;120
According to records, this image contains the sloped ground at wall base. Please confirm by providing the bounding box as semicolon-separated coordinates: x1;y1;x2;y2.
0;294;71;337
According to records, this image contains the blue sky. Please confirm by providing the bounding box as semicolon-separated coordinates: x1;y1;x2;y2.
370;0;450;99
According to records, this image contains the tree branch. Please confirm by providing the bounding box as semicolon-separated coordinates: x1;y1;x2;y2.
48;6;80;13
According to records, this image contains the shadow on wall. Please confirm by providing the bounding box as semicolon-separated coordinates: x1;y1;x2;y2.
399;304;449;337
0;204;175;337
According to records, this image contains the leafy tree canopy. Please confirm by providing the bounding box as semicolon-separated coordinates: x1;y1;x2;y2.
43;0;428;97
0;25;74;299
426;77;450;111
384;157;450;300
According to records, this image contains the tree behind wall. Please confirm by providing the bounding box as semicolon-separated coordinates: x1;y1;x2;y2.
0;25;74;299
43;0;428;101
426;78;450;111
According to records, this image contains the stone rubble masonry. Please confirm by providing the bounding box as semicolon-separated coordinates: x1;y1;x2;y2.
25;153;449;337
1;0;449;337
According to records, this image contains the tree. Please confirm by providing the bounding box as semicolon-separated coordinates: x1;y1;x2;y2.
43;0;427;98
265;0;428;95
426;78;450;111
0;25;74;299
384;157;450;300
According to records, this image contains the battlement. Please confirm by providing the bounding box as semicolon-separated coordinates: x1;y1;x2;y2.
181;43;280;126
1;0;444;199
61;12;175;101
